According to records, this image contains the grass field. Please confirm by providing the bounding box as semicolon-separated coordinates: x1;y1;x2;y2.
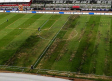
0;13;112;77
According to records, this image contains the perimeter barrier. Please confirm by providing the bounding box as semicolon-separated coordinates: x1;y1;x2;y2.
0;10;111;15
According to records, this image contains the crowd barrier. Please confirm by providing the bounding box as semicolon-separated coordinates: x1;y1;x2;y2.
0;10;112;15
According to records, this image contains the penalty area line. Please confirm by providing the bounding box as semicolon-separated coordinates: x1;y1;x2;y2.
33;16;71;68
39;15;54;29
38;16;58;41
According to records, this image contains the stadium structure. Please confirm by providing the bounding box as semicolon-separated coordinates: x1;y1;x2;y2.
0;0;32;6
1;0;112;81
0;0;112;11
32;0;111;4
0;0;32;10
31;0;112;11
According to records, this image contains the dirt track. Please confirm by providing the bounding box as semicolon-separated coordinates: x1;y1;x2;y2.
0;70;94;81
73;79;94;81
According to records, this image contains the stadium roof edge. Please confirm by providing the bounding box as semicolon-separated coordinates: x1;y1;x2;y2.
0;0;31;3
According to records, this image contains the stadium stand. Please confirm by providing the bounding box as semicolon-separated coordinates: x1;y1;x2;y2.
0;0;111;11
31;0;112;11
0;0;32;7
32;0;111;4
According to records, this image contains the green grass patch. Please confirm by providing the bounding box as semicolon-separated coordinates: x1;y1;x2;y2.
42;20;56;29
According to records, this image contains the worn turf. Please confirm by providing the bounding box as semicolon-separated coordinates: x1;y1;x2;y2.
0;13;112;77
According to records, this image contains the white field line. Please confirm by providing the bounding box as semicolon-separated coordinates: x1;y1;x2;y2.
37;19;51;41
67;29;78;40
39;15;54;29
0;19;10;25
38;20;58;41
40;19;49;29
33;16;71;68
37;15;55;41
74;30;78;38
38;34;50;41
48;20;57;30
0;19;13;26
38;30;51;41
38;19;59;41
0;21;6;25
5;18;21;28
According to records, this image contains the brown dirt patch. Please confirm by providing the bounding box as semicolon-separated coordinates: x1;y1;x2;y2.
73;78;94;81
68;29;77;40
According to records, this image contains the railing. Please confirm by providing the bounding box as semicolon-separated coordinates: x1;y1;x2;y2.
0;10;111;15
0;65;112;80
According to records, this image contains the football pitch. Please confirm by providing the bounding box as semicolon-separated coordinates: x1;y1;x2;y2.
0;13;112;77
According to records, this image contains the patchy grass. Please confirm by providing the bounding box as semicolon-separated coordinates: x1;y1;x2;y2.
0;13;112;80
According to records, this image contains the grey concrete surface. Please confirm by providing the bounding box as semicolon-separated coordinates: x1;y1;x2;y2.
0;73;70;81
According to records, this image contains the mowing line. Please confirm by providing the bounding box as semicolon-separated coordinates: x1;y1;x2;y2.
21;18;57;20
33;16;71;68
78;22;88;42
6;28;38;30
48;20;57;30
